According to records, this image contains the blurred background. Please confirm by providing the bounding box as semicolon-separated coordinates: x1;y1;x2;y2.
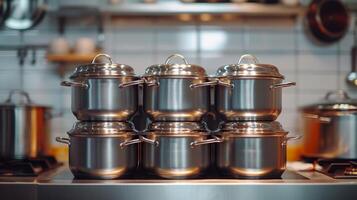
0;0;356;161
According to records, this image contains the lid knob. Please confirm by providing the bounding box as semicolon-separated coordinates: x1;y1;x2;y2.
91;53;113;65
165;54;189;65
238;54;259;65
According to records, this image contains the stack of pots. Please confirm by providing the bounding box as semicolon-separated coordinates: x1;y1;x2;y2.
56;54;142;179
213;54;299;178
138;54;222;179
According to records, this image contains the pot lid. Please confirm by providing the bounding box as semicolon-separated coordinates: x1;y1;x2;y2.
69;54;136;79
68;121;132;135
222;121;287;135
302;90;357;112
215;54;284;79
149;122;204;132
0;90;50;109
143;54;207;78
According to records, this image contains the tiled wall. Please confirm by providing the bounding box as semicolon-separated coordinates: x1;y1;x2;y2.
0;5;356;146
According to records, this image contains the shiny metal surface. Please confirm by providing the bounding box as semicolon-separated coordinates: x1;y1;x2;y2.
57;133;139;180
3;166;357;200
141;133;212;179
302;112;357;159
70;54;136;79
62;54;140;121
222;121;287;134
0;90;51;159
215;54;295;121
143;78;210;121
64;77;139;121
301;90;357;159
68;121;131;135
144;54;207;77
216;134;287;178
216;54;284;78
215;78;283;121
149;122;204;132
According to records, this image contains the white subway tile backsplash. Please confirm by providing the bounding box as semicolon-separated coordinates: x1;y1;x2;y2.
297;32;339;53
298;54;338;72
339;54;352;73
112;28;154;52
200;27;244;52
112;53;154;74
0;69;21;90
157;26;198;51
297;73;338;91
23;70;62;91
244;32;295;51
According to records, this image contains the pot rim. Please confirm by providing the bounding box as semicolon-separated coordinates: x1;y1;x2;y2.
67;131;135;137
143;131;209;137
217;132;288;137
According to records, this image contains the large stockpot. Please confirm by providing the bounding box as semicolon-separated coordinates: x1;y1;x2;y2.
56;122;140;179
61;54;142;121
140;122;222;179
216;121;300;179
301;90;357;159
215;54;296;121
0;90;52;159
140;54;216;122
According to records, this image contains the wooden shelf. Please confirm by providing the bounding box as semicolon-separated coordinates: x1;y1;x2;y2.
101;2;305;18
49;3;306;19
46;53;101;63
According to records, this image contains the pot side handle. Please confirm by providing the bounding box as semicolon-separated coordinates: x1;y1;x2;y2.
119;79;145;88
61;81;88;89
282;135;302;146
120;138;141;148
190;136;223;148
270;82;296;89
139;136;159;146
190;80;218;88
56;137;70;145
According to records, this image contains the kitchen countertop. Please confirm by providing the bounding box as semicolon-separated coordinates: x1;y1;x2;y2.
1;166;357;200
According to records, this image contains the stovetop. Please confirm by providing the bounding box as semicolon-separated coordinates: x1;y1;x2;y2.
0;156;61;177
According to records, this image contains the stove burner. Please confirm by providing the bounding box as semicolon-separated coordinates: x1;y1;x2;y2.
316;159;357;179
0;156;61;177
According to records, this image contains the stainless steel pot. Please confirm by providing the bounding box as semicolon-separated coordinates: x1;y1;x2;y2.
301;90;357;159
141;54;216;122
0;90;52;159
140;122;222;179
216;121;300;179
215;54;296;121
61;54;141;121
56;122;140;179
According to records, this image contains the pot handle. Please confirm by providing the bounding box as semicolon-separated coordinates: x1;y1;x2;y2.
139;136;159;147
119;79;145;88
270;82;296;89
5;90;32;104
217;80;234;88
238;54;259;64
190;80;217;88
56;137;70;145
61;81;88;89
165;54;189;65
190;136;223;147
91;53;113;64
120;138;141;148
303;114;331;123
143;78;160;87
282;135;302;146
